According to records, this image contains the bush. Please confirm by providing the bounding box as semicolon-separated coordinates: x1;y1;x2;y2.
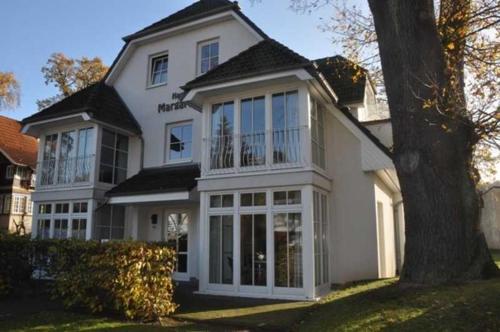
0;236;178;321
0;233;33;297
50;240;178;321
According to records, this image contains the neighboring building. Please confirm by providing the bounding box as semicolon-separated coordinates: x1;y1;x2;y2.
0;115;37;234
482;183;500;250
22;0;404;299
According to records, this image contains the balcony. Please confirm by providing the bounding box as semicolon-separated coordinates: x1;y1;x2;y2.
38;155;95;187
205;127;304;174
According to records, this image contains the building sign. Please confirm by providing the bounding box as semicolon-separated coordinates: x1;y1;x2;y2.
158;92;188;113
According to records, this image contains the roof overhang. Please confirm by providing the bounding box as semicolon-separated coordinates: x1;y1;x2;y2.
21;112;91;137
105;10;265;85
0;148;33;168
183;68;314;110
108;191;191;205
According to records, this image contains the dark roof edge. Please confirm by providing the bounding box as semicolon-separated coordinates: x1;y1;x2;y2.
122;3;238;42
182;62;312;90
22;107;91;124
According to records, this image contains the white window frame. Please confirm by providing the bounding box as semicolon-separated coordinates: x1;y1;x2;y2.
197;38;219;76
35;201;90;239
148;52;169;88
99;128;128;185
165;121;193;164
12;194;26;214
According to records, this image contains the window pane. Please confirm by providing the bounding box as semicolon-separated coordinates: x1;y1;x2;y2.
221;215;233;284
100;147;114;166
169;143;181;160
178;254;188;273
288;213;303;288
273;191;287;205
254;192;266;206
99;165;113;183
274;213;288;287
181;143;192;159
210;195;221;208
240;215;253;285
240;193;252;207
210;56;219;69
209;216;221;284
286;91;299;128
288;190;301;205
182;125;192;142
116;134;129;151
253;97;265;132
115;151;128;169
222;194;233;207
201;59;209;74
81;202;88;213
272;94;285;130
114;168;127;184
240;99;252;135
210;42;219;57
112;206;125;228
102;129;115;147
254;214;267;286
201;44;210;58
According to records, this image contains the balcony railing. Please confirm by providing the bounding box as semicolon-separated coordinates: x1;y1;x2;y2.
205;127;304;173
38;155;95;186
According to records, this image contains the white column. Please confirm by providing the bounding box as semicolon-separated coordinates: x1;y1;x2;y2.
302;185;315;299
300;86;312;167
234;191;241;292
130;205;139;240
85;199;95;240
198;192;208;292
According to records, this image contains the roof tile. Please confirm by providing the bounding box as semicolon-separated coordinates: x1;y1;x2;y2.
0;116;38;168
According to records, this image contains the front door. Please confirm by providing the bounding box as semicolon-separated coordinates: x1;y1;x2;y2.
163;211;189;281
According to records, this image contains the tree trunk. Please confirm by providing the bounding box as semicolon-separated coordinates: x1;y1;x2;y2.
366;0;498;284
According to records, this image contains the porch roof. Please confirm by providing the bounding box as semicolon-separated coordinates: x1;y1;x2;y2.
106;164;200;198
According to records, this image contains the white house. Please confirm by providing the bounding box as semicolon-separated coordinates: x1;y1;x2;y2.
22;0;404;300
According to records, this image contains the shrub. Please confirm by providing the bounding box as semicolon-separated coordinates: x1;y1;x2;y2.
50;240;178;321
0;233;32;297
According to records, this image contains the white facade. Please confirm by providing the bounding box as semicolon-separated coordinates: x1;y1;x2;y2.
23;1;404;300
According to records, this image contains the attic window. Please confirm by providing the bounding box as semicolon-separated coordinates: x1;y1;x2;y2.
149;53;169;87
198;39;219;75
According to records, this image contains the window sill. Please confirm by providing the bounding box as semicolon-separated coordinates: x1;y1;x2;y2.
146;82;168;90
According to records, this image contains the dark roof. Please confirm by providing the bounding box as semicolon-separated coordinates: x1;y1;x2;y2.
314;56;368;104
0;116;38;168
183;38;311;90
22;82;141;134
106;164;200;197
123;0;267;42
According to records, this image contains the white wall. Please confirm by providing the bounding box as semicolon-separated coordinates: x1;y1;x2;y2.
326;112;380;283
113;18;260;171
374;177;397;278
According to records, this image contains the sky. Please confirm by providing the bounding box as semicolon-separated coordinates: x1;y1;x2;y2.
0;0;347;121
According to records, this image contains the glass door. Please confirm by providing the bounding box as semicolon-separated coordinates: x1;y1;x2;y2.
240;214;267;289
163;212;189;280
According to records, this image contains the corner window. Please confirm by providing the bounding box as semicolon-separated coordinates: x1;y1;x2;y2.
311;98;326;169
166;122;193;162
99;129;128;185
198;39;219;75
149;53;168;87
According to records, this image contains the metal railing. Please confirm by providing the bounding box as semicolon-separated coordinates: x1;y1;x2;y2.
206;127;303;173
38;155;95;186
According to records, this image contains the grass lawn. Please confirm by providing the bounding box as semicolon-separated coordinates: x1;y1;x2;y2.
1;250;499;331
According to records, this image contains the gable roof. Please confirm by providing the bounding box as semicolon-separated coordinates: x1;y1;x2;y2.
106;164;200;197
123;0;267;42
0;116;38;168
22;82;141;134
183;38;311;90
314;56;368;104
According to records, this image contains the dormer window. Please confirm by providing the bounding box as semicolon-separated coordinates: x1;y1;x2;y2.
149;53;169;87
198;39;219;75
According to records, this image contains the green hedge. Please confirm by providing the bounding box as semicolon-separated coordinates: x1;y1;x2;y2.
0;234;177;321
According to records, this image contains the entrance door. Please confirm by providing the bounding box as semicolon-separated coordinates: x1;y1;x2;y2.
240;214;267;291
163;212;189;280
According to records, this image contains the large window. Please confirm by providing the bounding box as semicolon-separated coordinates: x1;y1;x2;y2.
165;213;189;273
209;215;233;284
99;129;128;185
150;54;168;86
37;219;51;239
272;91;300;164
241;214;266;286
211;102;234;169
166;122;192;162
58;130;77;184
241;97;266;167
313;191;329;286
95;205;125;240
53;219;68;239
311;99;326;169
199;39;219;75
12;195;26;214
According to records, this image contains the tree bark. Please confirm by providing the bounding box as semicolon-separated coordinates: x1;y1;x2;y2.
366;0;498;284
